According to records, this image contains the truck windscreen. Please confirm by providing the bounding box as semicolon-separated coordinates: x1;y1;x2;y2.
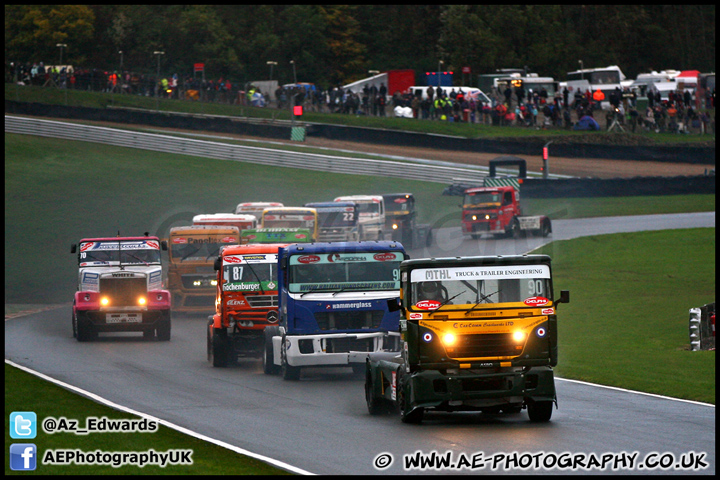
409;264;552;310
464;192;501;206
222;254;278;292
170;236;236;262
78;240;161;266
288;252;404;293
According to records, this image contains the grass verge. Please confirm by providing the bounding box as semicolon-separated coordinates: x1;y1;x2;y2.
4;363;292;475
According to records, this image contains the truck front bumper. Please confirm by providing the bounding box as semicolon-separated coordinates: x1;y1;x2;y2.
275;331;400;367
406;366;556;410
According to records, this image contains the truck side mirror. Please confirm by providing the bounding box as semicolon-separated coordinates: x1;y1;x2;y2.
556;290;570;305
387;298;401;312
160;240;168;251
214;257;222;271
70;244;77;254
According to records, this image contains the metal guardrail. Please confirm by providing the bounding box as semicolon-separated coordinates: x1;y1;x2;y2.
5;115;488;185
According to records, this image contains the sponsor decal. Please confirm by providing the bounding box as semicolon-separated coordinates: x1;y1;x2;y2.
328;301;372;310
542;308;554;315
267;310;279;323
227;299;246;306
409;313;423;319
80;242;95;252
172;237;187;244
537;327;547;337
264;215;276;221
302;215;314;221
267;281;276;289
224;256;242;264
294;233;307;239
221;236;236;243
242;255;266;261
373;253;397;262
415;300;441;310
524;296;550;306
422;332;433;342
394;198;407;204
298;255;321;264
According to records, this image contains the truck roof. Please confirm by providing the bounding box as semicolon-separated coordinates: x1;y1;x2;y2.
282;241;406;255
221;243;289;256
169;225;240;234
262;206;316;215
78;236;161;243
305;201;357;209
193;213;257;223
464;185;515;194
334;195;383;202
401;254;551;270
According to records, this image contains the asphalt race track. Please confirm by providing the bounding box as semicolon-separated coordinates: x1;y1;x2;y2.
5;213;715;475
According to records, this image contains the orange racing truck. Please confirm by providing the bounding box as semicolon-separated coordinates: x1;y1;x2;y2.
167;225;240;312
207;243;288;366
193;213;257;231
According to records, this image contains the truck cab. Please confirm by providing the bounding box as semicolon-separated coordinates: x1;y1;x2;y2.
261;207;319;242
234;202;284;219
334;195;385;241
207;243;288;366
167;225;240;312
462;186;521;238
264;241;407;380
304;201;359;242
382;193;432;248
70;236;171;341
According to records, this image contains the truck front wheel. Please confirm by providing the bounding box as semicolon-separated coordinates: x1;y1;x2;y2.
365;367;388;415
527;399;554;422
398;369;423;423
211;330;230;368
281;339;301;380
263;326;280;375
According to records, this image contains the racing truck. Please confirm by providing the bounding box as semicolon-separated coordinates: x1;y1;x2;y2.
364;254;569;423
167;225;240;312
263;241;408;380
382;193;432;249
70;235;171;341
334;195;386;241
241;227;313;244
304;201;360;242
461;185;551;239
260;206;319;242
207;243;288;366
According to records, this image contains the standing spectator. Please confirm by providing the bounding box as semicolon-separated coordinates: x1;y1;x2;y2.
503;85;512;108
515;84;525;107
563;86;569;109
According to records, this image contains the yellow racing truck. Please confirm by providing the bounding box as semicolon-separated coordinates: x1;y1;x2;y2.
365;254;569;423
167;225;240;312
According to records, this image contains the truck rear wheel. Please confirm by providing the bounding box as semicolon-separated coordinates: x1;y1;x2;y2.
527;399;553;422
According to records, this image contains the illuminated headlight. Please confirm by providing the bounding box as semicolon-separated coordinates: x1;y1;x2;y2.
100;297;110;306
138;296;147;306
471;215;477;221
513;331;526;342
210;279;217;286
484;214;491;220
442;333;457;346
392;223;399;230
193;280;202;286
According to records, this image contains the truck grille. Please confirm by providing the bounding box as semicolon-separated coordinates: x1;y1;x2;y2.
325;337;374;353
245;294;278;308
181;274;215;289
99;277;147;305
451;333;523;359
314;310;384;331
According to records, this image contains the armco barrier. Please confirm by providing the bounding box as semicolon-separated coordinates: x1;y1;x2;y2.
4;115;488;185
5;100;715;164
520;174;715;198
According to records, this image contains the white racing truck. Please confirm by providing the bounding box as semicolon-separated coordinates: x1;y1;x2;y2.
334;194;386;241
70;235;171;341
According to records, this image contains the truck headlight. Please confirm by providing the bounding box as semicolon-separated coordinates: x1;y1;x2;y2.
392;223;399;230
442;333;457;346
513;331;526;342
138;296;147;306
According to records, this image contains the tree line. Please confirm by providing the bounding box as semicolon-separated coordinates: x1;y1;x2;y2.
5;5;715;89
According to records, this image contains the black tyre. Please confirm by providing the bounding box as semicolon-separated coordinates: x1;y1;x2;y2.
398;368;423;424
211;331;230;368
527;399;554;422
206;317;214;363
263;326;280;375
365;367;388;415
281;341;301;380
507;218;521;238
156;313;171;341
72;308;77;338
540;219;551;237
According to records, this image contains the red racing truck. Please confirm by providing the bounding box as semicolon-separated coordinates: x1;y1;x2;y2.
207;243;288;366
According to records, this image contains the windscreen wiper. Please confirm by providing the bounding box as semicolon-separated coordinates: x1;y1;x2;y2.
464;289;501;316
429;291;464;317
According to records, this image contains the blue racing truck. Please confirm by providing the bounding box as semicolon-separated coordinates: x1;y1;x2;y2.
263;241;407;380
